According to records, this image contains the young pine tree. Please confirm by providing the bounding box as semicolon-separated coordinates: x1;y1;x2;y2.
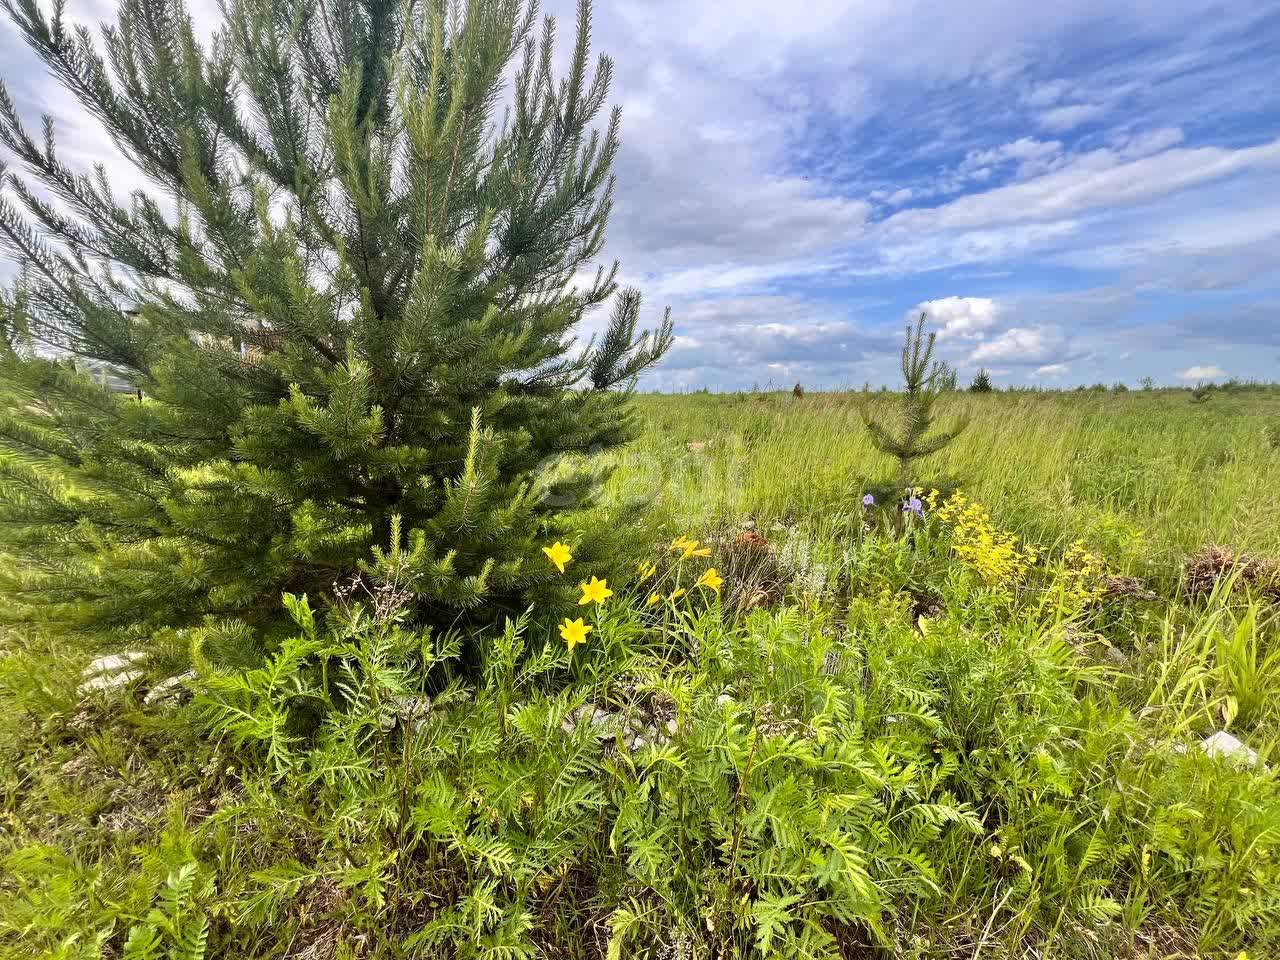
861;313;967;490
968;368;994;393
0;0;671;646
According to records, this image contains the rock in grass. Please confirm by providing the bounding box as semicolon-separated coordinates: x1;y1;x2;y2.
381;695;434;732
143;673;195;706
79;651;148;694
1104;646;1129;666
82;651;147;679
562;704;621;739
1199;730;1260;766
80;669;144;693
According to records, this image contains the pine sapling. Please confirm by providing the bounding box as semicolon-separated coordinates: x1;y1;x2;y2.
861;313;968;491
0;0;673;650
969;368;994;393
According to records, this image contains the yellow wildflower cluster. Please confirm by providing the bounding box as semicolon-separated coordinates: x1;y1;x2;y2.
935;492;1037;588
540;542;610;652
1058;540;1107;608
540;534;722;652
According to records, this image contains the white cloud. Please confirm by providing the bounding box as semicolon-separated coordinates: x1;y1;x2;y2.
956;138;1064;182
1024;79;1074;108
882;138;1280;238
1038;103;1106;131
873;220;1082;275
970;326;1068;365
1179;365;1228;380
1116;127;1185;159
1035;363;1070;377
911;296;1001;340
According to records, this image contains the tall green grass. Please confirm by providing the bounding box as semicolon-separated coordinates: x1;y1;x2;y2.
606;390;1280;570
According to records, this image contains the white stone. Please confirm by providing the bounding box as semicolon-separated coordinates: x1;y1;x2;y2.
143;673;194;706
563;704;619;739
666;718;678;735
80;669;143;693
82;651;147;679
1200;730;1260;766
396;695;433;732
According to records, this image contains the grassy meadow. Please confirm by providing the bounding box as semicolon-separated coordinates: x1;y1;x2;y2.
4;384;1280;959
611;388;1280;568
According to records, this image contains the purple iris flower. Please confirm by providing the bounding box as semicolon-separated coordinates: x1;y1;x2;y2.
903;496;924;517
862;493;875;508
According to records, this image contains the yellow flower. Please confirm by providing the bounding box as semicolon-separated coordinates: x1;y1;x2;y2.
559;617;592;651
637;560;657;581
669;587;686;600
696;567;723;593
646;592;661;607
668;535;708;558
935;492;1035;589
542;541;573;574
578;576;613;606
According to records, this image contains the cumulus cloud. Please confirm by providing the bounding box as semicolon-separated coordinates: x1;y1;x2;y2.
969;326;1069;365
655;294;893;382
911;297;1001;340
1179;365;1228;380
1034;363;1070;377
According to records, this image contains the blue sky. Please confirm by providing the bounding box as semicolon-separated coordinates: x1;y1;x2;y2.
3;0;1280;390
565;0;1280;390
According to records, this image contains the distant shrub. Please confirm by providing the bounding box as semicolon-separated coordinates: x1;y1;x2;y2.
936;362;959;391
968;368;993;393
1191;384;1213;404
792;382;804;399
